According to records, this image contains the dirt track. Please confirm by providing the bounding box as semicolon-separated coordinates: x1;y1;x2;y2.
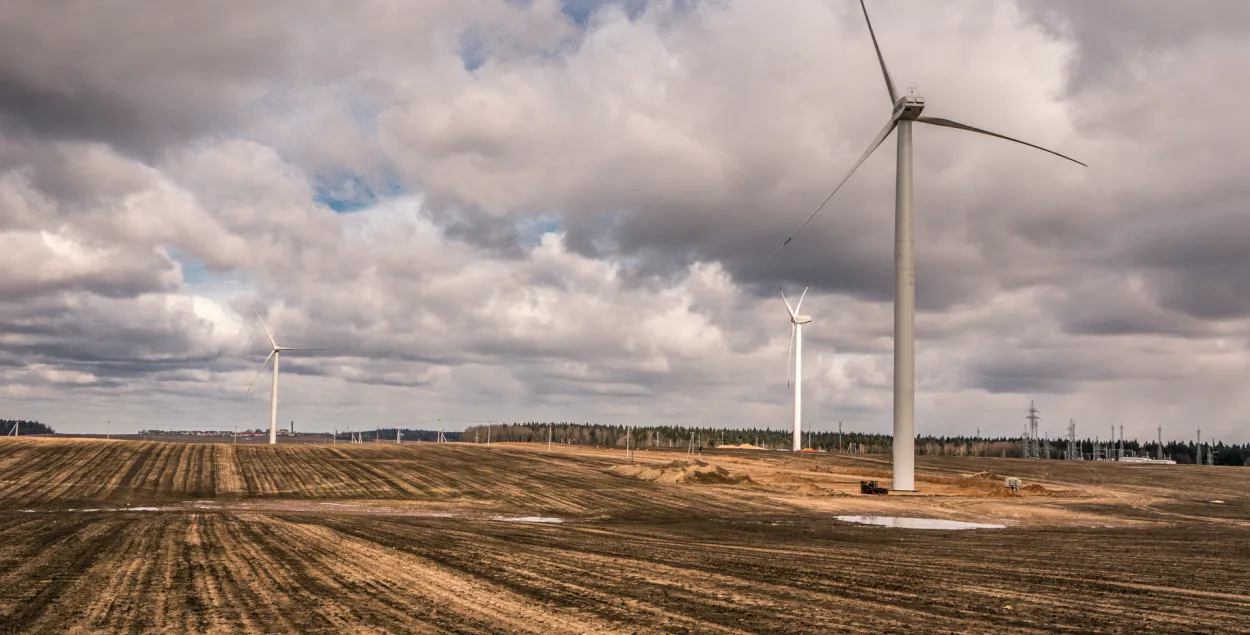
0;438;1247;633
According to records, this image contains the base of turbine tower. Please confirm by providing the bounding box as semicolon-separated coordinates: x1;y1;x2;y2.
888;489;919;494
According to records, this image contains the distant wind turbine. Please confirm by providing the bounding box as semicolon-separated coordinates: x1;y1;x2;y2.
245;307;327;445
782;287;812;452
769;0;1085;490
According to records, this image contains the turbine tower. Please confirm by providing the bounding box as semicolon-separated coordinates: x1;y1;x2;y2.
769;1;1085;490
245;307;326;445
782;287;812;452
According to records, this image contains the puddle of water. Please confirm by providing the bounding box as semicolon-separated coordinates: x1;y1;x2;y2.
836;515;1005;530
493;516;566;524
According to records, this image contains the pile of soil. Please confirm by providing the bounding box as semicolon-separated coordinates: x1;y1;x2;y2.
609;461;756;486
950;471;1054;497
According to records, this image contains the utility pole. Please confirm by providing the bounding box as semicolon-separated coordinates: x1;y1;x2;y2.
1119;422;1124;459
1157;425;1163;460
838;421;843;453
1197;426;1202;465
548;423;552;452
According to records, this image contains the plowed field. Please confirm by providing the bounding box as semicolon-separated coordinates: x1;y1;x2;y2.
1;438;1247;633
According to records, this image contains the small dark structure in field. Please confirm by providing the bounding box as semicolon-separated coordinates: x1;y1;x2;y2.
860;480;888;495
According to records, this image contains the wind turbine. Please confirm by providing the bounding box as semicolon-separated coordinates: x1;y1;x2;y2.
769;0;1085;490
245;307;326;445
782;287;812;452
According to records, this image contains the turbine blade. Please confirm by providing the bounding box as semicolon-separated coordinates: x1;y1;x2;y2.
795;286;809;314
245;350;275;395
915;116;1087;167
253;306;278;348
768;115;899;260
278;347;330;351
780;288;797;318
859;0;898;105
786;323;795;390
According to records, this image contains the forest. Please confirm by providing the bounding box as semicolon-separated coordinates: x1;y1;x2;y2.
455;422;1249;466
0;420;54;436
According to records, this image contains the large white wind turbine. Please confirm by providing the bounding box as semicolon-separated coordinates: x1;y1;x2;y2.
782;287;811;452
770;0;1085;490
245;308;326;445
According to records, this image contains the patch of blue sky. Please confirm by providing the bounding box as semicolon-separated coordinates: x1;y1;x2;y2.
167;249;251;298
466;0;697;71
560;0;649;26
515;214;566;247
314;168;407;214
459;27;490;72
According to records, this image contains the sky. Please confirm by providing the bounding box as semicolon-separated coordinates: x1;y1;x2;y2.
2;0;1249;442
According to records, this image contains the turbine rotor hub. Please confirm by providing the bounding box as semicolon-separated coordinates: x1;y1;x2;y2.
893;94;925;120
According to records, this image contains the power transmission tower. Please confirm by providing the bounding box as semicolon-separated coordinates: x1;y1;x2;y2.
1066;419;1078;460
1157;425;1163;460
838;421;843;453
1119;423;1124;460
1024;401;1041;459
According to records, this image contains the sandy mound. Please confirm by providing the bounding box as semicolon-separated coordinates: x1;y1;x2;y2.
946;471;1055;497
717;444;765;450
609;461;757;486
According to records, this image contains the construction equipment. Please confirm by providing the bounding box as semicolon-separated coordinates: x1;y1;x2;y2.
860;480;889;495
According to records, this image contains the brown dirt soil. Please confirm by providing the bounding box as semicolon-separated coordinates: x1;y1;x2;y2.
1;437;1248;633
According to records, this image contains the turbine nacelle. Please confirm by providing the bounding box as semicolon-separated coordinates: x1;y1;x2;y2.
893;94;925;120
791;315;812;325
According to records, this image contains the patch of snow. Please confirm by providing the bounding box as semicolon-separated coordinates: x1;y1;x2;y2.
492;516;566;524
835;515;1005;530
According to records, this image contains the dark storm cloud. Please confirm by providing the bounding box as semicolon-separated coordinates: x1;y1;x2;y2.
0;2;304;154
1020;0;1250;93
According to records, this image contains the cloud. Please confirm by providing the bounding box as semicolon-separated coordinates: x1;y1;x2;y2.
1;0;1248;442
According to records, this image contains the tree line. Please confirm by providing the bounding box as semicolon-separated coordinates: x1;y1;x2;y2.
455;422;1249;466
0;420;55;435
